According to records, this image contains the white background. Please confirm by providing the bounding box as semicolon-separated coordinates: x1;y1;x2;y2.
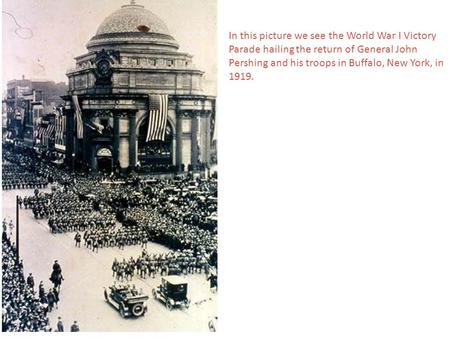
219;0;450;337
2;0;450;337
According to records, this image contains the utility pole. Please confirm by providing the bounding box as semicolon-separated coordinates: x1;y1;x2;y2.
16;195;20;258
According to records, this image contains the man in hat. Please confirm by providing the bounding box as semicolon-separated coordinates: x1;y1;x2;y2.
56;317;64;332
52;260;62;274
38;281;45;301
46;289;56;312
74;231;81;247
26;273;35;292
70;321;80;332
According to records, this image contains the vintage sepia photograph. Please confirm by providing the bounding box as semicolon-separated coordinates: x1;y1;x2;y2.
2;0;217;332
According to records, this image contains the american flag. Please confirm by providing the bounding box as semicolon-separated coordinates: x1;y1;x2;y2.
45;124;55;139
146;94;168;142
55;114;65;145
72;95;83;139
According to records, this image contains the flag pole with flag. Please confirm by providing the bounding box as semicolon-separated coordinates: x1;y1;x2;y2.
146;94;168;142
72;95;83;139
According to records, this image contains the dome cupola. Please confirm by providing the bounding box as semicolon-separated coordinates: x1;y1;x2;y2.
86;0;179;52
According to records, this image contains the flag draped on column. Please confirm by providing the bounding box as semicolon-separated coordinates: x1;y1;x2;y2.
72;95;83;139
146;94;168;142
55;114;66;145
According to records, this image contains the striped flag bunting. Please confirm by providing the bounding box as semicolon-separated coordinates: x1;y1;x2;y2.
45;124;55;138
37;126;45;139
146;94;168;142
54;115;66;145
72;95;83;139
55;115;60;144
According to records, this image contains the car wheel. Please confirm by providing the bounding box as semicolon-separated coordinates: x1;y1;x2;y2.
131;303;145;317
104;289;108;301
166;300;172;311
184;299;190;309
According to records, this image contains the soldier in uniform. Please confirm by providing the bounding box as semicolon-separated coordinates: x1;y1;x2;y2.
53;287;60;309
26;273;35;292
46;289;56;312
70;321;80;332
52;260;62;274
92;237;99;253
38;281;45;302
74;232;81;247
112;258;119;277
56;317;64;332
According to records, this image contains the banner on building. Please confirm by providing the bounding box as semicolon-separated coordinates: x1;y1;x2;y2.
72;95;83;139
55;114;66;145
146;94;168;142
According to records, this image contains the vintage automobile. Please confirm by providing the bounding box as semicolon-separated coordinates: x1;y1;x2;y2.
104;284;149;318
152;276;190;310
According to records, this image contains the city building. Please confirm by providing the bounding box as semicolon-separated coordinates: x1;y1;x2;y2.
2;77;67;145
62;0;216;174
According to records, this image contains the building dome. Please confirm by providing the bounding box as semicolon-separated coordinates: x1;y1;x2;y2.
86;1;179;52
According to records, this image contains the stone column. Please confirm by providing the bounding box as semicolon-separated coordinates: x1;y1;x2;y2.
118;113;130;172
175;105;182;171
205;112;211;166
90;145;97;173
113;111;120;170
119;137;129;171
172;137;176;166
128;111;137;170
191;112;199;169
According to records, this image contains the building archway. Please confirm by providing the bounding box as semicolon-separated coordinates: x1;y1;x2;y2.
96;147;113;172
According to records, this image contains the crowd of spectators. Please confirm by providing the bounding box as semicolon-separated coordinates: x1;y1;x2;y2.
125;208;217;255
4;143;218;259
2;231;49;331
2;144;75;185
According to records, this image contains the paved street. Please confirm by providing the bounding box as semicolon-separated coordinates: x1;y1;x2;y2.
2;188;217;332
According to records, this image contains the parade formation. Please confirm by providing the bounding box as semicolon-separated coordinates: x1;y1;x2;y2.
2;0;217;331
2;141;218;331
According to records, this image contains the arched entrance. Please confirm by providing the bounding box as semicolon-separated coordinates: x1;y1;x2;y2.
137;118;173;168
96;147;112;172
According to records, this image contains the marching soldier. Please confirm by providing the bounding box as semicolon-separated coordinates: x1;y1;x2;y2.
53;260;62;274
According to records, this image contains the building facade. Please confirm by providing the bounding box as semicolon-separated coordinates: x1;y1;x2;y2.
3;77;67;145
63;1;215;174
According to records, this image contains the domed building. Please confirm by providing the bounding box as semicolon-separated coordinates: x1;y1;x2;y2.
62;0;215;174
